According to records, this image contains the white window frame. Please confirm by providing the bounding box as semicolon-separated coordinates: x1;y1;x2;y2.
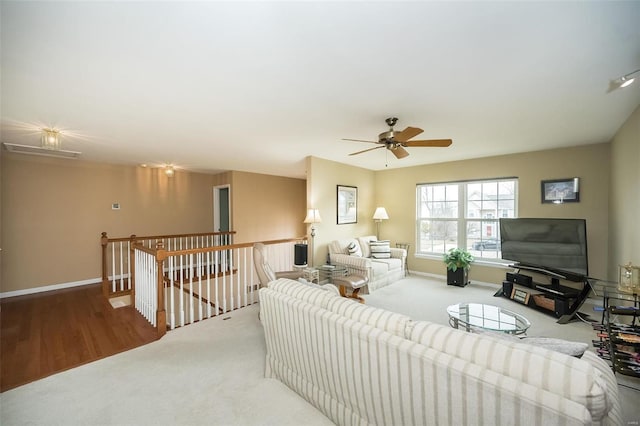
416;178;518;264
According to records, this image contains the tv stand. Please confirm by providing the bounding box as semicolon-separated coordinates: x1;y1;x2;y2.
494;268;591;324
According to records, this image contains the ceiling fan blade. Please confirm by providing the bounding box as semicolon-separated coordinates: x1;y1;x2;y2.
349;145;385;156
394;126;424;142
403;139;453;147
342;138;378;144
391;145;410;159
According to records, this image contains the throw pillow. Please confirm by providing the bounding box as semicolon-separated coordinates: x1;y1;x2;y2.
370;240;391;259
347;241;362;257
472;329;588;358
520;337;588;358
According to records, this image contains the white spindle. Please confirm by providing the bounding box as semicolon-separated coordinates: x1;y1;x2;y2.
169;256;175;330
111;243;116;292
179;254;184;327
215;250;220;316
197;252;203;322
127;241;131;290
119;242;124;291
189;253;194;324
207;250;212;318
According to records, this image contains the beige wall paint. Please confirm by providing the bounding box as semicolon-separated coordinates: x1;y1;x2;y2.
1;154;215;292
306;157;375;266
374;144;610;283
1;157;307;294
229;171;306;243
609;105;640;279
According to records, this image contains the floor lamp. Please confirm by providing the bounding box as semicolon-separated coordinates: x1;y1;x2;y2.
304;208;322;267
373;207;389;239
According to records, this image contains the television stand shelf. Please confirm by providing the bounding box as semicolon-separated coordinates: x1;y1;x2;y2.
494;268;591;324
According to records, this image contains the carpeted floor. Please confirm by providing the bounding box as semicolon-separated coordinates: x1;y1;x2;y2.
1;276;638;425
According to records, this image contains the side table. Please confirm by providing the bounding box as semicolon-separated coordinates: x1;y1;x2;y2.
317;265;348;284
302;267;319;283
396;242;410;276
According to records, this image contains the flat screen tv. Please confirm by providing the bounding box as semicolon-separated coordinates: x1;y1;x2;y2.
499;218;588;282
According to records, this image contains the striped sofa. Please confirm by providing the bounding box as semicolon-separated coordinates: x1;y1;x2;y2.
259;278;622;426
328;236;406;292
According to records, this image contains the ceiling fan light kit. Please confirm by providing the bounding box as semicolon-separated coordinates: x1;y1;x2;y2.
343;117;453;160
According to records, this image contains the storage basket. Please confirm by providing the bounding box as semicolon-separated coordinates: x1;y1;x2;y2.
533;294;555;311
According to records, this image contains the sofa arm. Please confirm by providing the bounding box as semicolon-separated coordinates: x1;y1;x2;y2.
329;253;372;277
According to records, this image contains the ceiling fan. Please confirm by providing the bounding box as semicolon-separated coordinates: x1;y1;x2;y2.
343;117;452;159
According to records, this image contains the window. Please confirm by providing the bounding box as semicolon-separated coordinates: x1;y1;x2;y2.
416;178;517;260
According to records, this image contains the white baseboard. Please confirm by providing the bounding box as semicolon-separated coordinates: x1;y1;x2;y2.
0;277;101;299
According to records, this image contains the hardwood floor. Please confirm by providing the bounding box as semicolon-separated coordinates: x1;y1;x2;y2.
0;283;159;392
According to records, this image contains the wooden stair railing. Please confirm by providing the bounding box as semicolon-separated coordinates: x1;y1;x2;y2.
131;237;307;336
101;231;236;299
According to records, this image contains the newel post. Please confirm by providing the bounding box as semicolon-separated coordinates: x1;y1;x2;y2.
129;235;137;299
101;232;109;298
155;241;167;337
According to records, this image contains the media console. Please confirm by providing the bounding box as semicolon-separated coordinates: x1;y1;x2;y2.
494;266;591;324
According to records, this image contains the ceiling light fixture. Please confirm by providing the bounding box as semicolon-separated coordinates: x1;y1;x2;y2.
165;165;175;177
1;127;82;159
41;128;61;150
610;69;640;91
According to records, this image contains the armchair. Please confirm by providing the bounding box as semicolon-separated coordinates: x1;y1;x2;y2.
253;243;302;286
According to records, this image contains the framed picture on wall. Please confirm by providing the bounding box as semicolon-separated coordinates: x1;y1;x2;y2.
541;178;580;204
337;185;357;224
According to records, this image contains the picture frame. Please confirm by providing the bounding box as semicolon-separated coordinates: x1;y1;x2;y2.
337;185;357;224
541;178;580;204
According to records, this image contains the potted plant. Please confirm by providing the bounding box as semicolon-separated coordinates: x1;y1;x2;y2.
443;248;474;287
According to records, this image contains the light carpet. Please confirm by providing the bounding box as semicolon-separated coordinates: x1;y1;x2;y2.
1;276;638;425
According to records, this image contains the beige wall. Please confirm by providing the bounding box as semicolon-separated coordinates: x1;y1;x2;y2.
609;105;640;279
1;156;306;294
306;157;375;266
229;171;306;243
1;154;215;292
308;144;611;284
375;144;610;283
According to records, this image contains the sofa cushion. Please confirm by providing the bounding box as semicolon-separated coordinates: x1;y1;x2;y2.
370;257;402;272
370;240;391;259
370;260;389;279
357;236;376;258
326;296;411;338
408;320;610;421
347;241;362;257
328;238;359;255
267;278;339;309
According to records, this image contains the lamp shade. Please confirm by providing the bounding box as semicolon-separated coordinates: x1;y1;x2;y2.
372;207;389;221
304;208;322;224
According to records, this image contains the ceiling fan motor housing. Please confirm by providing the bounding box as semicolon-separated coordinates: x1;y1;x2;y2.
379;130;398;143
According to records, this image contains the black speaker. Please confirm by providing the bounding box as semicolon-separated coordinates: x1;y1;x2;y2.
502;280;513;296
294;244;308;266
554;298;570;317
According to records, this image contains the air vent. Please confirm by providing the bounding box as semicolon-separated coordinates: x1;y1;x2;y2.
2;142;81;159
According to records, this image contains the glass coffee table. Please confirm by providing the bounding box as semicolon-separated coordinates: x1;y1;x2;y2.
446;303;531;335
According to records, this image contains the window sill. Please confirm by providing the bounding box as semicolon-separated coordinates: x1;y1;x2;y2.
414;253;513;269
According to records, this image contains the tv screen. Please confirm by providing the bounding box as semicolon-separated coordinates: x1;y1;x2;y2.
499;218;588;281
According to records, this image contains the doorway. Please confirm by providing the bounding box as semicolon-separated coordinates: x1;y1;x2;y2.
213;185;231;232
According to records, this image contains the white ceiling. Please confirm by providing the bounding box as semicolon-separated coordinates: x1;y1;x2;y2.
2;1;639;179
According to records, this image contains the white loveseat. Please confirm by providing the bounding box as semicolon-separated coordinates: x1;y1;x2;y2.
260;278;622;426
328;236;406;292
